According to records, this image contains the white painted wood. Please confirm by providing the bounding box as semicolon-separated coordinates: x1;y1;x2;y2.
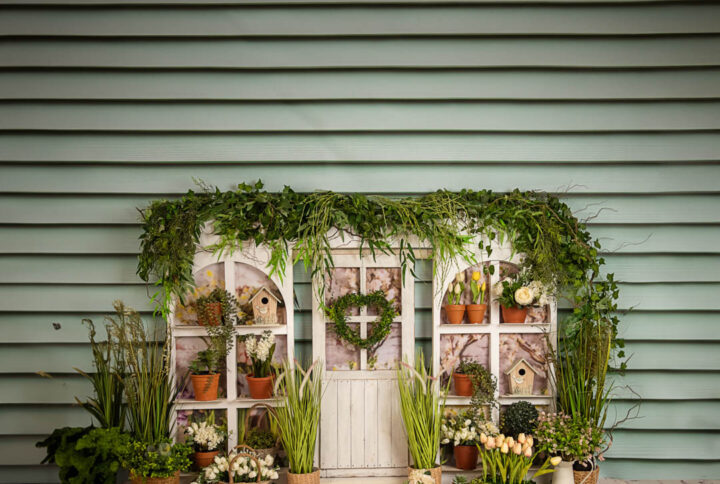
337;379;352;469
364;379;379;468
351;380;365;468
321;379;339;470
377;379;393;469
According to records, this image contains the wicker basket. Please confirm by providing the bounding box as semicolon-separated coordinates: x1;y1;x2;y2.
242;403;281;460
286;469;320;484
573;466;599;484
221;447;270;484
407;465;442;484
129;471;179;484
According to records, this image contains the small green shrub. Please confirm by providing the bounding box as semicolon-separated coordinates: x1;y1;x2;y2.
119;440;192;478
501;401;539;437
245;428;276;450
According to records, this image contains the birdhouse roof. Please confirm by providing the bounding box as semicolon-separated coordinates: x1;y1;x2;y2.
249;286;281;303
504;358;539;376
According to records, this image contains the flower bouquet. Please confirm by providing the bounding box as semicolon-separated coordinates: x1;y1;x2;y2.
191;449;280;484
476;432;560;484
493;269;550;324
441;409;498;470
467;270;487;324
185;413;227;469
243;331;276;399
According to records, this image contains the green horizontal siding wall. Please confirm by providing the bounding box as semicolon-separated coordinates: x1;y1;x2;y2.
0;0;719;481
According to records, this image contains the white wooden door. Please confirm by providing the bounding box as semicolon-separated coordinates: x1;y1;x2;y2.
312;253;414;477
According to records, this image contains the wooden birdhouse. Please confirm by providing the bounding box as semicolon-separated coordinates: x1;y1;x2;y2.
249;286;281;325
505;358;538;395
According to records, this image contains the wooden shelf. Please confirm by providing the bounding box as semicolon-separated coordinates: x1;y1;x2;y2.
172;324;288;337
176;396;283;410
439;323;550;335
445;394;553;406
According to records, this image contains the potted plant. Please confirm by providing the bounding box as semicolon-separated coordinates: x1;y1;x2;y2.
243;331;276;400
397;352;448;484
441;409;498;471
445;272;466;324
191;449;279;484
500;401;539;438
452;360;497;411
493;269;549;324
196;288;238;327
185;413;227;470
190;324;235;401
271;359;323;484
120;440;192;484
471;432;561;484
535;412;605;484
467;270;487;324
245;428;278;460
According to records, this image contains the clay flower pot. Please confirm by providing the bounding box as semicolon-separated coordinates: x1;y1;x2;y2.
246;374;274;399
191;373;220;401
198;301;222;326
445;304;466;324
466;304;487;324
501;305;528;324
453;373;473;397
407;465;441;484
287;468;321;484
193;450;219;470
130;471;180;484
453;445;478;470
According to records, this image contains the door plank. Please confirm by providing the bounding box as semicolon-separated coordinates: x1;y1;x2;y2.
351;380;365;468
320;379;338;470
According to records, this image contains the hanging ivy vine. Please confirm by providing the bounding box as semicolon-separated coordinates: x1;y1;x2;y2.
137;181;623;366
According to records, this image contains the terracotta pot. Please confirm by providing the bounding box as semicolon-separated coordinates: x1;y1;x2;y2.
198;301;222;326
453;445;478;470
193;450;219;470
407;465;441;484
191;373;220;401
287;469;320;484
445;304;466;324
453;373;473;397
466;304;487;324
501;305;528;324
574;462;600;484
130;471;179;484
247;374;274;399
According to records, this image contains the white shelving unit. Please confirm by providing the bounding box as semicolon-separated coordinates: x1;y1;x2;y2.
170;234;294;451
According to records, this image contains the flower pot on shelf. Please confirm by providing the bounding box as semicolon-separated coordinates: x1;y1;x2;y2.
287;468;321;484
193;450;219;470
501;305;528;324
452;373;473;397
445;304;466;324
130;471;180;484
407;465;441;484
198;301;222;326
453;445;478;470
466;304;487;324
190;373;220;401
552;460;575;484
574;461;600;484
246;374;274;399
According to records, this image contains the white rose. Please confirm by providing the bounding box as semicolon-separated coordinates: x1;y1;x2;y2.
492;282;504;298
514;286;534;306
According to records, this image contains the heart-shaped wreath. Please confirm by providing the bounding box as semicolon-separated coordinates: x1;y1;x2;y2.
325;291;398;350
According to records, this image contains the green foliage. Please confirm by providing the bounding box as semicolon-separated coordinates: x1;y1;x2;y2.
500;401;539;438
105;301;178;443
456;360;497;410
469;270;487;305
119;440;192;478
271;359;323;474
245;428;276;450
535;412;605;462
190;323;236;375
325;291;397;352
36;427;130;484
196;287;238;325
397;352;449;470
75;318;126;430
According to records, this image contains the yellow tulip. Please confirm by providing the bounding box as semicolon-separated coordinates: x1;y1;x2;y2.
481;281;486;292
472;271;481;281
550;456;562;466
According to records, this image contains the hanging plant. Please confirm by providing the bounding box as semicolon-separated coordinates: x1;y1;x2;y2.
325;291;397;352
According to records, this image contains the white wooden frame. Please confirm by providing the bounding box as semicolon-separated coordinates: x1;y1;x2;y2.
170;228;294;451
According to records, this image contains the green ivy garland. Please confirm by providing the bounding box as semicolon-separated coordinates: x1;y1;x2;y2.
325;291;398;351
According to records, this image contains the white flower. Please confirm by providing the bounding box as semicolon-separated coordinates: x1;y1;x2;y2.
514;286;534;306
456;272;465;283
492;282;504;298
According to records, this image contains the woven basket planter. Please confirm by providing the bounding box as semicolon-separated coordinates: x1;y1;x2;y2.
407;465;441;484
573;466;599;484
129;471;179;484
287;469;320;484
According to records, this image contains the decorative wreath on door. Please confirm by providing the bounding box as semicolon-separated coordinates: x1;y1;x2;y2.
325;291;398;351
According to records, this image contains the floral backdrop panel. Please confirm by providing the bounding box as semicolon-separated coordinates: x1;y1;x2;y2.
236;335;287;397
499;334;549;395
439;333;490;387
325;323;361;371
366;267;402;315
441;263;492;324
175;262;225;325
176;336;227;399
368;322;401;369
324;267;360;315
234;262;286;325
